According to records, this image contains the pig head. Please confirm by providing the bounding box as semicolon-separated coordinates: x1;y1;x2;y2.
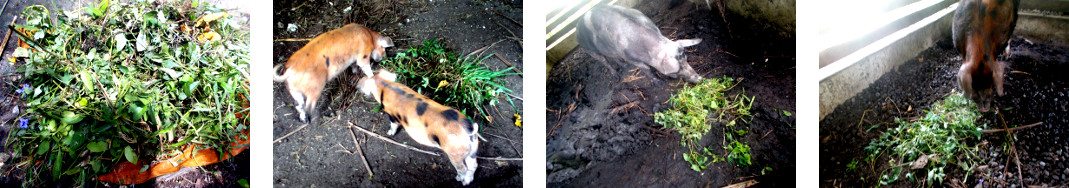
577;4;703;83
952;0;1018;111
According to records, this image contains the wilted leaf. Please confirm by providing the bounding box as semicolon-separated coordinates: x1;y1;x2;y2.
194;12;229;28
159;67;181;79
197;31;221;43
437;80;449;89
911;154;931;170
114;33;127;50
13;48;29;57
79;71;94;92
136;31;148;52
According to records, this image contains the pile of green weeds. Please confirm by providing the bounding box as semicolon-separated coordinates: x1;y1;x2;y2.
7;0;248;186
654;77;754;172
381;38;520;125
861;93;985;186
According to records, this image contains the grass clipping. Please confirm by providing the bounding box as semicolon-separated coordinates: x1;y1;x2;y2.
861;93;985;186
654;77;753;172
7;1;249;186
381;39;520;124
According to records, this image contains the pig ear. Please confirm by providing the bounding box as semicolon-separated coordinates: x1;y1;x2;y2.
378;36;394;48
675;39;702;47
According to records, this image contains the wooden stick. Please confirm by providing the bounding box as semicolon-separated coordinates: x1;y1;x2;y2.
982;122;1042;133
273;38;311;42
273;123;309;143
1;16;16;54
347;122;439;156
466;39;505;57
486;133;520;155
494;53;523;76
477;156;523;161
492;10;521;26
348;122;523;161
347;125;374;179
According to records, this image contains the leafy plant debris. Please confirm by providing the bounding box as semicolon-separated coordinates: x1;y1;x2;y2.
863;93;984;187
654;76;754;172
381;38;520;124
7;0;249;186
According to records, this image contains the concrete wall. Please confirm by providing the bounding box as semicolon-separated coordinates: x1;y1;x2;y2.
818;0;1069;120
818;8;953;120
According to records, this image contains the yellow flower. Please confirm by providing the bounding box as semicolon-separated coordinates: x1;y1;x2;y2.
514;113;522;127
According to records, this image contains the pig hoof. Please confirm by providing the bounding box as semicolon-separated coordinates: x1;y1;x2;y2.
387;123;398;136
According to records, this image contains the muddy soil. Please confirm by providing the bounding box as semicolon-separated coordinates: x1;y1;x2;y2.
272;0;523;187
820;37;1069;187
546;0;796;187
0;0;251;187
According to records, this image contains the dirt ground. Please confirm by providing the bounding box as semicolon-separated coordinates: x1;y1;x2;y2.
546;0;796;187
271;0;523;187
820;37;1069;187
0;0;251;187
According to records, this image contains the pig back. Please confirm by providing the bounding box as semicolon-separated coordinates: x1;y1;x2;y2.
577;5;666;66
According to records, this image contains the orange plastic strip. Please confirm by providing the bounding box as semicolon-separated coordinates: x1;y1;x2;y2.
97;130;249;184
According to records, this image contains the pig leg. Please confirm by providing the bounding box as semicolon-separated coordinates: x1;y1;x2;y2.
585;50;618;76
387;122;400;136
352;60;374;78
305;93;320;125
287;86;307;122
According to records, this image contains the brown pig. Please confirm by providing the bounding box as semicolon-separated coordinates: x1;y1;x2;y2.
273;23;393;122
358;70;480;185
952;0;1018;111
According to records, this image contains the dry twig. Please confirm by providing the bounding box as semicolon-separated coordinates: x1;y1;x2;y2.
274;38;312;42
348;125;374;179
274;123;309;143
348;122;439;156
982;122;1042;133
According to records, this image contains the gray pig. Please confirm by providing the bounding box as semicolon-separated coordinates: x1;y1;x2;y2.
577;4;704;83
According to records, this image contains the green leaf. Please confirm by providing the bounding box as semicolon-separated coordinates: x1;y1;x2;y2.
140;164;150;172
124;146;137;163
159;67;181;79
76;97;88;108
37;141;51;155
60;111;85;125
135;31;148;52
129;103;145;120
79;71;94;92
87;141;107;152
114;33;127;50
52;152;62;179
169;136;195;147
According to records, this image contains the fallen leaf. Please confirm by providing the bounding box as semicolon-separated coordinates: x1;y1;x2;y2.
911;154;931;169
436;80;449;89
197;31;221;43
194;12;229;28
